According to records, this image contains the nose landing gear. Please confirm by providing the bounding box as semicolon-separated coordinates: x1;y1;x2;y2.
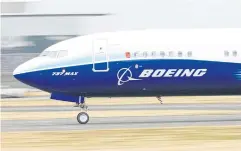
77;112;89;124
75;96;89;124
75;95;163;124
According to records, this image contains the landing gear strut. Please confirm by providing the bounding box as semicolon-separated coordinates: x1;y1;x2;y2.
75;96;89;124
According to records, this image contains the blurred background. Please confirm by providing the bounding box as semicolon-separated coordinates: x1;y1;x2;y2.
1;0;241;92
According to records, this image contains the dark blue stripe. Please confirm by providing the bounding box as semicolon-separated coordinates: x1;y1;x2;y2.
14;59;241;97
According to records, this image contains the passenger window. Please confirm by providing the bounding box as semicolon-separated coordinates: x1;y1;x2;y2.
169;51;174;57
134;51;140;57
151;51;156;57
57;50;68;58
143;51;148;58
160;51;165;57
224;51;229;57
187;51;192;57
233;50;237;57
178;51;182;57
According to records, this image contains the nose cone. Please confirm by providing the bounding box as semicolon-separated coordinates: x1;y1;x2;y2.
13;61;32;84
13;57;51;91
13;63;29;76
13;57;44;77
13;58;42;85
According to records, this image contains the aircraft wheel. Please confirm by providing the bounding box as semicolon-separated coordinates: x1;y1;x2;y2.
77;112;89;124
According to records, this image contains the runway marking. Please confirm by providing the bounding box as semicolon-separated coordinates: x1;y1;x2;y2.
2;125;241;151
1;110;241;120
1;96;241;107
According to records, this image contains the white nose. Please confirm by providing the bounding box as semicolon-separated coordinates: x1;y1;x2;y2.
13;62;31;75
13;57;42;76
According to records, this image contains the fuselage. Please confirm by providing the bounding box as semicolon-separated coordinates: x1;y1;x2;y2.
13;28;241;97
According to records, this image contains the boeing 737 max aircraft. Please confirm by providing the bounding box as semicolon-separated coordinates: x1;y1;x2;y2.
13;28;241;124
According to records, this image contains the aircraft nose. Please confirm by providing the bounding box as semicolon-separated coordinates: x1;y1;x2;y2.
13;57;42;84
13;61;32;84
13;57;51;90
13;57;45;76
13;63;28;76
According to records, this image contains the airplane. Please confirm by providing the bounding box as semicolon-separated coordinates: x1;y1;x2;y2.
13;28;241;124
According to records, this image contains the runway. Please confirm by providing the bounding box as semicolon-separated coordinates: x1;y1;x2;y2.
2;115;241;132
2;103;241;112
1;96;241;132
1;96;241;151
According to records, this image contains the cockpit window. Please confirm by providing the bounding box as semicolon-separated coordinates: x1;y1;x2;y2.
39;51;58;58
57;50;68;58
39;51;50;57
48;51;58;58
39;50;68;58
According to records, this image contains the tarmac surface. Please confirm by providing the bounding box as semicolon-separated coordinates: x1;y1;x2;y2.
1;96;241;151
1;97;241;132
2;103;241;112
2;114;241;132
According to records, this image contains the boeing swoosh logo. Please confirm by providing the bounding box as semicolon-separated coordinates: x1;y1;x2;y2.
117;67;142;85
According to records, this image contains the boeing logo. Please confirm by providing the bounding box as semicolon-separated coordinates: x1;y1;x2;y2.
139;69;207;78
117;68;207;85
117;67;142;85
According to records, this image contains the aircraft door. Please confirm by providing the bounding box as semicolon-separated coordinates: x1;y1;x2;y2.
92;39;109;72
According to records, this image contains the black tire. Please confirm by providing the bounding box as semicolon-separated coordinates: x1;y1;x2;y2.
77;112;89;124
